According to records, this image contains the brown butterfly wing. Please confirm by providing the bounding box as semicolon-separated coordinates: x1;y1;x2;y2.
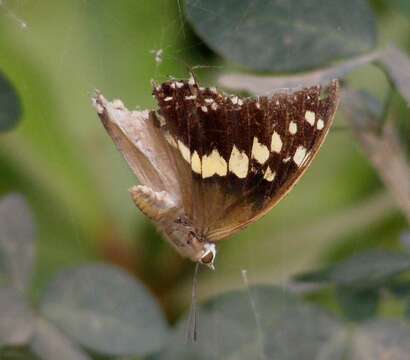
153;79;339;241
93;94;181;201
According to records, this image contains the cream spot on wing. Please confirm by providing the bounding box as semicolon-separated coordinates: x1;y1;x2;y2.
204;98;214;104
270;131;283;153
164;96;173;102
317;119;325;130
210;87;217;94
201;149;227;178
283;156;291;163
164;132;177;148
289;121;297;135
228;145;249;178
305;110;315;126
231;96;239;105
170;82;176;89
191;151;201;174
175;81;184;88
185;95;196;100
263;166;276;182
201;106;208;112
238;98;244;106
255;102;261;109
293;146;307;167
251;137;270;165
188;74;195;85
211;102;218;111
177;140;191;163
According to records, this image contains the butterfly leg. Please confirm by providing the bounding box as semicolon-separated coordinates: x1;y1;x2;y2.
129;185;177;221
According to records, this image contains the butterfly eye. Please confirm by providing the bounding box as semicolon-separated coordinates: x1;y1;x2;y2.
200;251;214;265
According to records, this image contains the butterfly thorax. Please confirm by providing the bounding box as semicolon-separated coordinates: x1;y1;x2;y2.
130;185;216;268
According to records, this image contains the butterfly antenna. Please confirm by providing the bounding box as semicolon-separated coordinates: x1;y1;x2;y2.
186;262;200;343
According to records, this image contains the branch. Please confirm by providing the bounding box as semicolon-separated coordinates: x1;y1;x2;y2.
218;51;380;95
341;89;410;223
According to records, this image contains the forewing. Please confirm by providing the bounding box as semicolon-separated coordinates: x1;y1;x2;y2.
93;94;181;200
153;78;339;241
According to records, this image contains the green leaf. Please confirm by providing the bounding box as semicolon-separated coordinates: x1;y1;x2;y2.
0;194;35;292
335;287;379;321
389;0;410;14
386;281;410;299
295;250;410;289
328;250;410;287
293;267;333;284
40;264;169;357
155;286;347;360
185;0;377;72
0;287;34;347
0;72;22;132
349;320;410;359
30;318;91;360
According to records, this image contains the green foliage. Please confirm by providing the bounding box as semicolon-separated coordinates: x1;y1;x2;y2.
0;347;41;360
0;194;168;359
295;250;410;323
154;286;346;360
0;72;21;132
185;0;377;72
40;264;169;356
388;0;410;14
335;287;380;321
295;250;410;287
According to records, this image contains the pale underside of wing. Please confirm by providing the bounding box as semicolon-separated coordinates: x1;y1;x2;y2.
152;78;340;241
93;93;181;202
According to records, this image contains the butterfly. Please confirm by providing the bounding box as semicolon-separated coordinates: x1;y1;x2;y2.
93;75;339;269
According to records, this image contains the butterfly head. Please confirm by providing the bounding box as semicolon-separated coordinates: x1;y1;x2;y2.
164;214;216;270
183;228;216;270
199;242;216;270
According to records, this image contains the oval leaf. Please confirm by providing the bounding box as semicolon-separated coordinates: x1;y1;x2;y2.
0;287;34;347
350;320;410;360
0;193;35;292
40;264;169;356
185;0;377;72
31;318;91;360
156;285;346;360
328;250;410;287
0;72;22;132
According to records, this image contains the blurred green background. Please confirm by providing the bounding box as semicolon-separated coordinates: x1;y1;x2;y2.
0;0;408;322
